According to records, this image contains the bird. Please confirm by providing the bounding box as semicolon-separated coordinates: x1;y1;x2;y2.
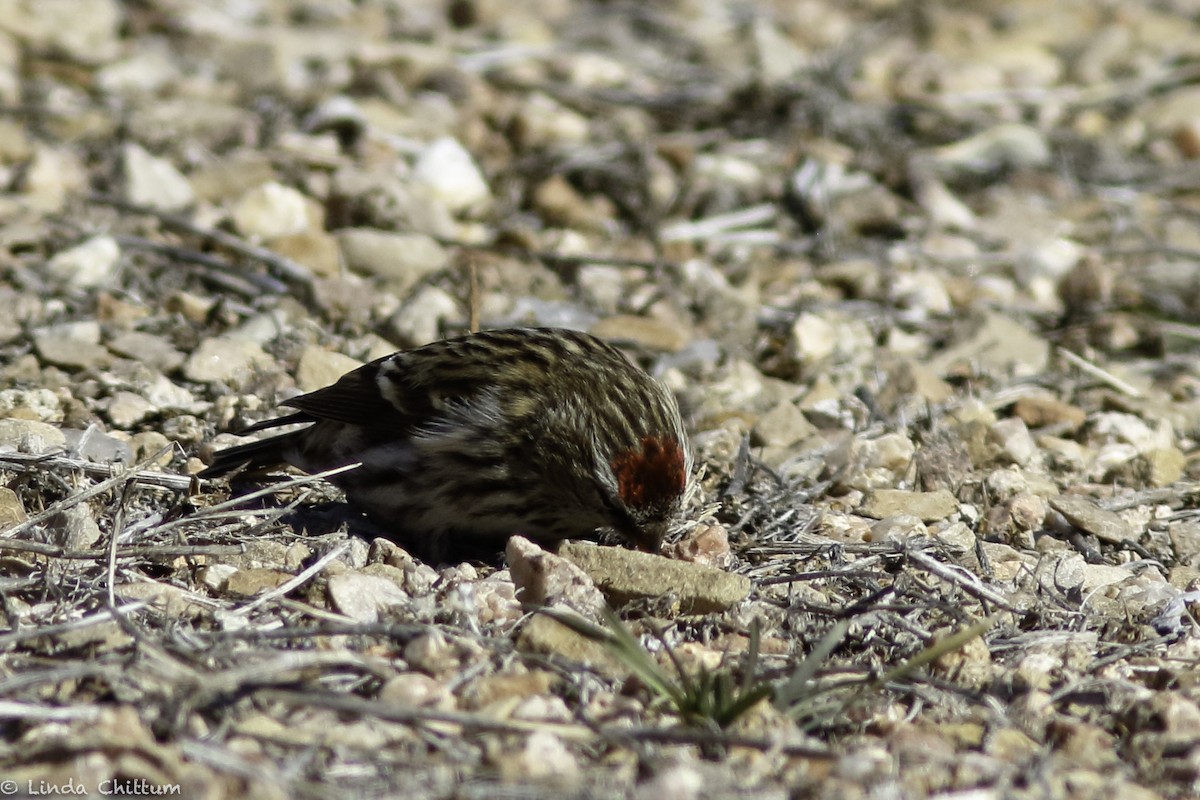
199;327;692;560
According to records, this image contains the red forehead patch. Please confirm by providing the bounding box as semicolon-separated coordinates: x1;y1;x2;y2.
611;436;687;510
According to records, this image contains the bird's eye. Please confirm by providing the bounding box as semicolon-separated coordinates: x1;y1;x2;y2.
599;488;640;534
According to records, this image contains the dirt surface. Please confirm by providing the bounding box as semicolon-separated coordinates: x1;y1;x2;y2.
1;1;1200;798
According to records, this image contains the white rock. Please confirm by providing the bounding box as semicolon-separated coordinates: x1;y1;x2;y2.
506;536;606;619
990;417;1038;466
914;177;976;229
927;123;1052;176
634;763;703;800
891;270;952;318
792;312;837;364
45;236;120;288
23;145;86;212
514;730;578;781
379;672;456;710
233;310;289;346
124;143;194;211
143;374;199;411
232;181;311;240
3;0;121;64
1092;443;1139;477
694;153;764;188
1089;412;1174;453
338;229;449;293
1018;237;1084;284
64;428;132;464
390;285;461;346
411;137;491;213
0;388;62;422
96;42;180;95
183;337;273;386
199;564;238;591
752;400;814;448
106;391;157;428
863;432;916;472
326;573;409;624
576;265;626;313
512;93;591;148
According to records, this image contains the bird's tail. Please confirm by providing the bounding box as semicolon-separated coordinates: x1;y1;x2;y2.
198;412;314;479
198;434;296;479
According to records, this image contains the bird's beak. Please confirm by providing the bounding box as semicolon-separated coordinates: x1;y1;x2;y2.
626;521;666;554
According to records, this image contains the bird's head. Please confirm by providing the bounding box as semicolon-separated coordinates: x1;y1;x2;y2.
603;435;690;552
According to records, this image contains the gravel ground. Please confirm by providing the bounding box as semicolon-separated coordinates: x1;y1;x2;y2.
2;1;1200;798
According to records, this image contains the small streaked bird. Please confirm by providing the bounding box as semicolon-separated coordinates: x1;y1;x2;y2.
200;327;692;560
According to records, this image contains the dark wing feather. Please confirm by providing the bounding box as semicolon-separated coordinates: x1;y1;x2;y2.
282;361;416;431
198;434;294;478
239;410;313;434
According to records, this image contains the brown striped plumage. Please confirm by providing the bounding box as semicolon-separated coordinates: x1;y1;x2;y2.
200;328;692;560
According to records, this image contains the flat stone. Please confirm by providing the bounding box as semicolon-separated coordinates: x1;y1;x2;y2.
338;229;449;294
33;322;111;370
751;400;815;448
128;98;254;150
516;613;627;679
558;541;749;613
1169;520;1200;570
129;431;174;466
1039;552;1131;596
51;503;101;550
106;331;186;373
45;235;121;288
860;488;959;522
225;567;294;599
506;536;606;618
96;41;180;95
327;572;410;623
1012;396;1087;430
869;514;927;542
190;151;278;203
269;228;341;277
183;337;273;386
62;428;132;463
105;391;157;428
0;419;67;454
1049;495;1132;544
929;312;1051;378
0;388;62;422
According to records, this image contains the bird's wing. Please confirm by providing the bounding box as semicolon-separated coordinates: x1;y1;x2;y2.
282;361;415;428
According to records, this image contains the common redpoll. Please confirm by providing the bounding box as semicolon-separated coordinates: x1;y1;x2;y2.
200;327;692;559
